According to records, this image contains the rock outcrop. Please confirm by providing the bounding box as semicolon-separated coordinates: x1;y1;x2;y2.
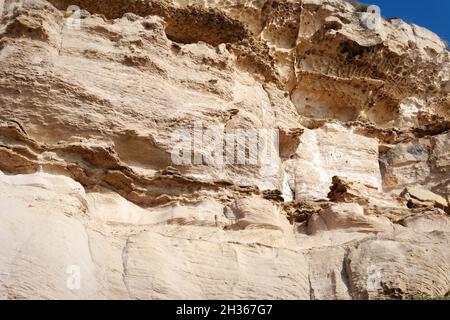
0;0;449;300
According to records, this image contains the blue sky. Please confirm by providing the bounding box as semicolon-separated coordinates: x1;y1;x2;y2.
367;0;449;43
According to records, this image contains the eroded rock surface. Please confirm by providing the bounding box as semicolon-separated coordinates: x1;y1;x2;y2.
0;0;449;300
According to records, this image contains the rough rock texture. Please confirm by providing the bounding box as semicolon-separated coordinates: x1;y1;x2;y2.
0;0;449;300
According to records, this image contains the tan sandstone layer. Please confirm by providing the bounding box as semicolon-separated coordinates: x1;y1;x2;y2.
0;0;449;299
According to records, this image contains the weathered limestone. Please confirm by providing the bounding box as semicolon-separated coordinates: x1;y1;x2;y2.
401;185;449;211
381;132;450;198
284;123;382;200
308;202;394;235
0;0;449;300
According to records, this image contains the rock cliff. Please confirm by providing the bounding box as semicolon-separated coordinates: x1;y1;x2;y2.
0;0;449;299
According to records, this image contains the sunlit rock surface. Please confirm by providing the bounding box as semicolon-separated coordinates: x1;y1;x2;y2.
0;0;449;300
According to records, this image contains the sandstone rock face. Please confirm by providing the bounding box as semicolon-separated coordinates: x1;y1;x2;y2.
381;132;450;198
401;185;448;211
0;0;449;300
